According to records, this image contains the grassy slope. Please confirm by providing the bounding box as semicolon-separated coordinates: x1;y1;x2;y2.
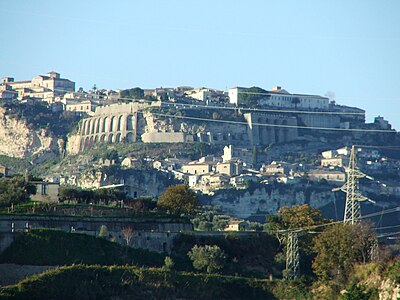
0;229;165;267
0;265;280;300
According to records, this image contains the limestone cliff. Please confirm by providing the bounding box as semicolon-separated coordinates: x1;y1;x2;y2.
78;167;179;197
200;185;339;218
0;107;61;159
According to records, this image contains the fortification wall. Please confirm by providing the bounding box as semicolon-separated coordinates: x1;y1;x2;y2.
66;103;300;154
0;215;193;253
141;132;187;143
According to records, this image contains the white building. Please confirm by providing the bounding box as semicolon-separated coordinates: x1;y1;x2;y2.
228;86;329;109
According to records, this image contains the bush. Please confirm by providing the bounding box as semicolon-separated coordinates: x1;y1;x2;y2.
188;245;226;274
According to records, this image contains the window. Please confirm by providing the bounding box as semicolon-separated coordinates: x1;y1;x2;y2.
41;184;47;195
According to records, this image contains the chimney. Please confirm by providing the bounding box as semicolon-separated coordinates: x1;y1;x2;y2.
272;86;282;92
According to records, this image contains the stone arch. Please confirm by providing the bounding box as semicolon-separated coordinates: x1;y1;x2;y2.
106;117;112;133
85;120;90;135
117;115;124;131
91;119;97;135
282;120;289;142
80;138;86;151
103;117;109;133
274;119;281;143
90;119;96;135
94;135;99;143
111;116;117;132
89;136;94;147
127;115;134;130
108;133;114;143
83;136;90;150
100;134;106;142
126;132;135;143
115;132;122;143
264;118;273;144
80;120;87;135
95;118;101;134
258;117;264;142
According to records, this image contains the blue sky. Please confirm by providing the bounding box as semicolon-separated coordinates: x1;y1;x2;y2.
1;1;399;129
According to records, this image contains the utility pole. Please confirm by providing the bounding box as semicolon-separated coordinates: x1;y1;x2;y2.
285;231;300;280
369;238;379;262
335;145;368;224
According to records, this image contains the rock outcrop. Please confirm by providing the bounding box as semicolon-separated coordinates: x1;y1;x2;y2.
200;186;339;218
78;167;179;198
0;107;60;159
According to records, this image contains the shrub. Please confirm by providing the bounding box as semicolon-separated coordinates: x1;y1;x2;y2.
188;244;226;274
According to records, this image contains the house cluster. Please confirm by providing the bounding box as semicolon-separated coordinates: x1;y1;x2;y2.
143;86;228;104
0;72;120;116
148;145;400;195
149;145;349;194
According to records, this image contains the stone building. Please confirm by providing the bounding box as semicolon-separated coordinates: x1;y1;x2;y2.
321;156;349;168
30;181;60;202
1;71;75;102
0;166;7;178
229;86;329;109
308;168;345;183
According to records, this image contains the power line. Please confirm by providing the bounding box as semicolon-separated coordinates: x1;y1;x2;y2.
354;145;400;149
377;231;400;239
13;88;397;134
144;111;396;133
53;88;365;116
273;206;400;234
374;224;400;231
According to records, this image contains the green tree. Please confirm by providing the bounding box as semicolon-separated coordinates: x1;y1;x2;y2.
157;184;198;215
340;283;374;300
212;112;221;120
163;256;174;271
0;176;33;206
120;87;144;99
312;223;376;283
187;244;226;273
267;204;326;246
98;225;109;238
267;205;327;276
267;204;326;232
238;86;268;107
291;97;300;109
59;186;80;202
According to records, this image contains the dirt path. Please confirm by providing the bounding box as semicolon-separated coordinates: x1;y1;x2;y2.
0;264;56;286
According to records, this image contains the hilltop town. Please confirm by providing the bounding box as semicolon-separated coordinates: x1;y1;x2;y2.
0;72;398;211
1;71;400;299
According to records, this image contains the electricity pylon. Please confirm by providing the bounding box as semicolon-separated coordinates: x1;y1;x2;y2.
285;230;300;280
334;145;368;224
369;237;379;262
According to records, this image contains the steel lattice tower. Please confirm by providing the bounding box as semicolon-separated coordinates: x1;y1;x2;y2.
337;145;368;224
285;231;300;280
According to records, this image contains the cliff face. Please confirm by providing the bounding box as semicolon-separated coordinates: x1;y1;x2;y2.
78;168;178;198
201;186;338;218
0;108;61;159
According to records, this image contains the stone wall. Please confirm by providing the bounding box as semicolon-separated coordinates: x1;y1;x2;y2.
141;132;187;143
66;102;300;154
0;215;193;253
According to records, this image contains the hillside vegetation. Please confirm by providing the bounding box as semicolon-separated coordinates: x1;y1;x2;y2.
0;264;303;300
0;229;165;267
